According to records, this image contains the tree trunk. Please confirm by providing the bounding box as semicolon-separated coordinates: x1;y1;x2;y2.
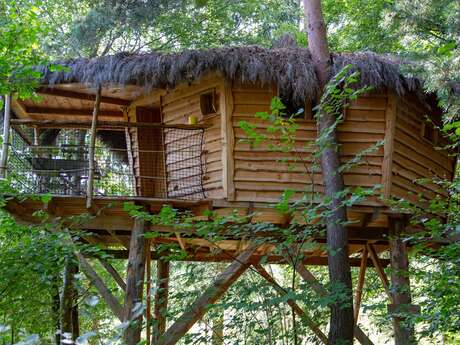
303;0;354;343
153;259;169;345
123;218;147;345
389;217;415;345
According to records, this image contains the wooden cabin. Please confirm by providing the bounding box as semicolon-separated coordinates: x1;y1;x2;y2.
2;46;455;345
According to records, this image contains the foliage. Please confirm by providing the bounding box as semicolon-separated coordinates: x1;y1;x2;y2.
0;0;48;106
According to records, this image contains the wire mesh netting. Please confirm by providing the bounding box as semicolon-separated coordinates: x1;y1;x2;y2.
7;125;207;200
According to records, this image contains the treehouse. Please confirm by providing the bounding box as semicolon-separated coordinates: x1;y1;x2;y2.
1;46;456;344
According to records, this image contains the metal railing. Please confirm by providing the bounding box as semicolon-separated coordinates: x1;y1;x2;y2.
7;125;207;200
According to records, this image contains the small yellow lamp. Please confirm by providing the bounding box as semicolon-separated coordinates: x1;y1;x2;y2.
188;115;198;125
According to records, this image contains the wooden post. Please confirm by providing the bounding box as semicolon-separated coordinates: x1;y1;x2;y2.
254;264;328;344
86;86;102;209
61;257;78;343
388;217;416;345
158;244;258;345
146;241;152;345
51;275;61;345
123;217;147;345
354;247;368;323
0;94;12;179
153;258;170;345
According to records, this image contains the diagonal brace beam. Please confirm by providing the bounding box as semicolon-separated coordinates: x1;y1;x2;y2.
158;244;259;345
294;262;374;345
254;264;328;344
77;254;124;320
98;258;127;291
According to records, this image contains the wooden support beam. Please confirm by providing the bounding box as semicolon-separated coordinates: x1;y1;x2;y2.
158;244;258;345
98;258;126;291
0;94;11;178
367;243;392;301
154;258;170;345
254;264;328;344
388;217;416;345
37;87;131;106
25;106;123;117
77;254;124;320
123;218;147;345
86;86;101;209
102;250;389;267
10;119;206;130
294;263;374;345
354;246;368;324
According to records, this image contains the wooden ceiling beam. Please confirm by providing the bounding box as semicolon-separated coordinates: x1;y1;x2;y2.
25;106;123;117
37;87;131;106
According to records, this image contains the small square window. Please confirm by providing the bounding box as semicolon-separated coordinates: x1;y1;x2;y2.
200;91;217;116
421;122;438;144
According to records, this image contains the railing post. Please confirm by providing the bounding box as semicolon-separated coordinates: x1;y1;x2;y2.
86;86;102;209
0;94;12;179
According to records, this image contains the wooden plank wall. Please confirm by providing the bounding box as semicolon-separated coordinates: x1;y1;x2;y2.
390;95;454;202
231;81;386;204
160;76;223;198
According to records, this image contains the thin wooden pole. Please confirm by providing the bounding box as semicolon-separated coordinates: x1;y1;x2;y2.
86;86;102;209
146;240;152;345
354;246;368;324
0;94;12;179
154;258;170;345
254;264;328;344
158;244;258;345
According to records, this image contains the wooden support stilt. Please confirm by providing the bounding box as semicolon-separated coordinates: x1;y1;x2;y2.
367;243;392;301
0;94;11;179
77;254;124;320
153;258;170;345
86;86;102;209
71;263;80;340
211;308;224;345
294;263;374;345
354;246;368;324
146;240;152;345
254;264;328;344
158;244;259;345
61;257;78;342
51;275;61;345
388;217;416;345
98;258;127;291
123;218;147;345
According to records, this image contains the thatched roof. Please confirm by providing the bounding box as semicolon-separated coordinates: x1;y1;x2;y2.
38;46;425;103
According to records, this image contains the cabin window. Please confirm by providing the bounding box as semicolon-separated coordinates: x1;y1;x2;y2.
421;122;438;145
200;91;218;116
278;92;315;120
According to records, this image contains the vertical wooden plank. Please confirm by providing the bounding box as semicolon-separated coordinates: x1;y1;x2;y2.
381;93;397;198
388;217;415;345
354;246;368;323
154;258;170;344
86;86;102;209
220;80;235;200
0;94;11;179
158;244;258;345
123;217;147;345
